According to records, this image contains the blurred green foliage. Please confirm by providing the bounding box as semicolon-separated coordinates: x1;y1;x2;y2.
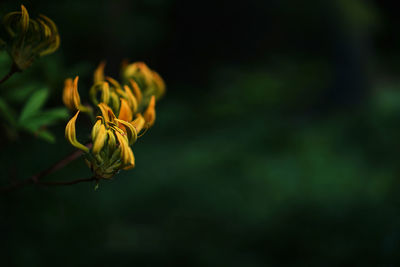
0;52;66;142
1;0;400;266
0;51;91;142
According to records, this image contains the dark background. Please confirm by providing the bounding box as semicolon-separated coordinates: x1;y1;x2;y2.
1;0;400;266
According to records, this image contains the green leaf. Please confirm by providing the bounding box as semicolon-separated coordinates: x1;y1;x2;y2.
35;130;56;143
5;83;41;103
19;107;68;143
0;97;17;126
40;107;69;120
20;107;69;130
23;127;56;143
19;88;49;122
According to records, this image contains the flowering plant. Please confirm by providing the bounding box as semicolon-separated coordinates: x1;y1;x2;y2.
0;5;165;191
64;62;165;179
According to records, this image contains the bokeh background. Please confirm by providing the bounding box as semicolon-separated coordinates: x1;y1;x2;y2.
1;0;400;265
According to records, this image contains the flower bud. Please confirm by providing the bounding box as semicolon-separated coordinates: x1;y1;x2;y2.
1;5;60;70
121;61;165;102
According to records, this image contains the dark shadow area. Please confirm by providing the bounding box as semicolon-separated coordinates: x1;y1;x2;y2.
1;0;400;266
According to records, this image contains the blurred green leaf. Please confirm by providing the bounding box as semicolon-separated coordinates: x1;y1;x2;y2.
34;130;56;143
19;108;67;143
5;83;42;103
20;108;68;131
19;88;49;122
40;107;69;120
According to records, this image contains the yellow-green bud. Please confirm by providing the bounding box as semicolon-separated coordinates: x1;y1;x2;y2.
1;5;60;70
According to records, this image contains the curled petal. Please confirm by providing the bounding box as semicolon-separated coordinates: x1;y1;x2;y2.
62;78;74;109
3;5;60;69
35;14;60;56
122;151;135;170
143;95;156;127
39;32;60;56
116;118;137;145
98;103;116;123
65;111;89;153
72;76;81;108
62;76;81;111
123;85;138;113
101;82;110;104
105;76;122;90
3;6;30;36
38;14;58;33
90;81;110;106
91;119;102;141
122;62;153;86
118;98;133;122
94;61;106;83
92;124;107;155
109;91;121;113
3;13;19;37
37;17;51;37
115;131;135;168
98;103;109;121
20;5;30;34
152;71;166;99
131;114;146;133
107;130;117;151
129;79;142;104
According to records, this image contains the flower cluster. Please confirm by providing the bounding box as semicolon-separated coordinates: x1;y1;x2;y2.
64;62;165;179
0;5;60;70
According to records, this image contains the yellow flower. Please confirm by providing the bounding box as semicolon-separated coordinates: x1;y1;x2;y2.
121;62;153;87
131;113;146;133
65;111;89;153
1;5;60;70
121;61;166;101
128;79;143;104
64;61;165;179
151;70;166;99
65;103;138;179
63;76;80;109
89;71;139;117
62;76;92;114
93;61;106;83
65;104;137;179
143;95;156;127
87;103;138;178
96;103;137;146
118;98;133;122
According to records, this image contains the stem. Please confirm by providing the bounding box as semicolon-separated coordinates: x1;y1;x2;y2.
31;147;88;183
37;176;97;186
0;63;19;85
0;143;93;193
0;178;34;193
0;176;97;193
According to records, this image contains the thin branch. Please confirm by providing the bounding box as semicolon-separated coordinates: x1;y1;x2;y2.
0;176;97;193
37;176;97;186
31;147;89;183
0;177;34;193
0;63;19;85
0;143;93;193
